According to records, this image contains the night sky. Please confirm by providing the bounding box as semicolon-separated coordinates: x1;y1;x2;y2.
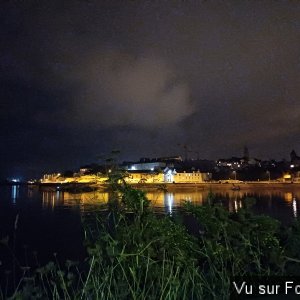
1;1;300;179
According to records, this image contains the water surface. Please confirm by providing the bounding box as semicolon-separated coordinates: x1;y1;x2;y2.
0;185;299;277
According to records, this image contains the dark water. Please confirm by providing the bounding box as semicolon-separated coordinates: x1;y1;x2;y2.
0;186;87;279
0;185;299;281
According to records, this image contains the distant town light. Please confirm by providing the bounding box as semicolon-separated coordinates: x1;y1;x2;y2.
290;164;295;168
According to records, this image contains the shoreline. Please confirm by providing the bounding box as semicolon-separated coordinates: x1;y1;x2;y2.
133;182;300;192
36;181;300;193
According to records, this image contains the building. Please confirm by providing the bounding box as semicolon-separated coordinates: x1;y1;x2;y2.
290;150;300;169
163;167;211;183
125;162;167;171
216;156;261;170
124;171;164;184
122;156;182;172
41;173;108;184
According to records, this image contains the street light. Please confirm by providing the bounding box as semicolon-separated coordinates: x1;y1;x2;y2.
232;171;237;181
266;170;270;182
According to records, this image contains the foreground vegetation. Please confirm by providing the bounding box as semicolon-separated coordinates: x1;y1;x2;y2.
2;174;300;299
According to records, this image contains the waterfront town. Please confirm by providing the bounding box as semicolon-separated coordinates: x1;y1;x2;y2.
38;148;300;187
1;1;300;298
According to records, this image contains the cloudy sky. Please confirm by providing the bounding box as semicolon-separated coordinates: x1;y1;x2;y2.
1;1;300;178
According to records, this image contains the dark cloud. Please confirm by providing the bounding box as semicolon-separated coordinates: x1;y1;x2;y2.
0;1;300;177
66;52;193;128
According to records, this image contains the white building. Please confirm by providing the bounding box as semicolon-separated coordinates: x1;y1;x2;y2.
163;168;211;183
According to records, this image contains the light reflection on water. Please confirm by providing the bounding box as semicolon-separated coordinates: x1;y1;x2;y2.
1;185;300;271
293;198;297;218
11;185;19;203
9;186;300;222
146;190;205;210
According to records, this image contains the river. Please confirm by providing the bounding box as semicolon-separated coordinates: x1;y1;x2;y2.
0;184;299;282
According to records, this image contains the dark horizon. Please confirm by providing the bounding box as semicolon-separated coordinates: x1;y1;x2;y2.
2;149;296;181
1;1;300;179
